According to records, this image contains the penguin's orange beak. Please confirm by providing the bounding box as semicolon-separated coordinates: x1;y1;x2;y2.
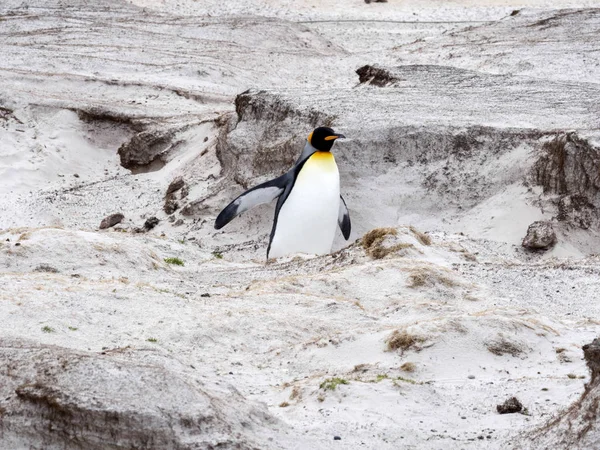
324;133;346;141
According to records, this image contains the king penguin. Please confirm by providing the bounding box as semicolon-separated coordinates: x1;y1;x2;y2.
214;127;351;259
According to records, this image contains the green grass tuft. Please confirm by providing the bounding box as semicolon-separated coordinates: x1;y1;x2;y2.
212;251;223;259
394;376;418;385
319;377;349;390
164;257;184;266
147;337;158;343
68;326;78;331
41;326;55;333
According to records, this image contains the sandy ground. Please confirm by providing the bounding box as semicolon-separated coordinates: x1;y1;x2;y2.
1;0;600;448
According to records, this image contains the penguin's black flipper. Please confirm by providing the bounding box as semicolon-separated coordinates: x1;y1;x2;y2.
338;195;351;240
214;175;288;230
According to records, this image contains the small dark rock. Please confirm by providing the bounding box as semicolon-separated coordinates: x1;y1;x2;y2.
34;264;59;273
497;397;523;414
180;185;189;199
144;217;160;231
118;128;173;170
166;176;185;195
364;0;387;3
203;136;208;142
164;199;179;215
510;9;520;16
200;293;211;298
333;436;341;441
522;221;557;250
356;64;398;87
174;219;184;227
73;173;80;178
100;213;124;230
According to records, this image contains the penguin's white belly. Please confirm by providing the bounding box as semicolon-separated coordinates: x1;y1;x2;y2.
269;153;340;258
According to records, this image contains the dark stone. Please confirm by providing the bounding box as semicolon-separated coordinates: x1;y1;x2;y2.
522;221;557;250
334;436;341;440
99;213;124;229
200;293;211;298
497;397;523;414
164;199;179;215
144;217;159;230
356;65;398;87
583;338;600;383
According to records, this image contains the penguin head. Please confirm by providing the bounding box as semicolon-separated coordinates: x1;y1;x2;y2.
308;127;346;152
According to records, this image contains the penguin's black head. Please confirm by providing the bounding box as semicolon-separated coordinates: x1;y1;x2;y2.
308;127;346;152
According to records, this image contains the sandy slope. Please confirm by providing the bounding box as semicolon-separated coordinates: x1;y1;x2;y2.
1;0;600;448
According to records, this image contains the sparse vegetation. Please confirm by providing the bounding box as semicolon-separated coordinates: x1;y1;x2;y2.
279;401;290;407
409;226;432;246
68;326;78;331
361;227;414;259
486;337;524;357
394;376;418;385
164;257;184;266
320;377;349;390
375;374;389;382
400;362;416;372
147;337;158;343
41;326;55;333
407;267;457;288
212;251;223;259
386;330;424;353
34;264;59;273
567;373;577;379
289;386;302;400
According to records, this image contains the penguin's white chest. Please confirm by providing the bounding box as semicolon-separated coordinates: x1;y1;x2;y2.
269;152;340;258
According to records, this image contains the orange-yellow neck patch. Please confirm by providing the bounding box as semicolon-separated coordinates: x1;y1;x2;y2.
306;151;336;170
297;151;338;182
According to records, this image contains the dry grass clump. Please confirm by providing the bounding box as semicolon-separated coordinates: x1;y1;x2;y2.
362;227;397;248
409;226;431;246
486;336;524;357
386;330;424;353
400;362;416;372
289;386;302;401
407;267;457;288
362;227;413;259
